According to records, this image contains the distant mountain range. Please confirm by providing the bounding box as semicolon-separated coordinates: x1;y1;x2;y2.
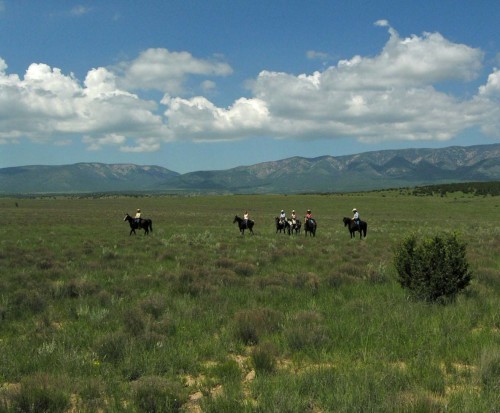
1;144;499;194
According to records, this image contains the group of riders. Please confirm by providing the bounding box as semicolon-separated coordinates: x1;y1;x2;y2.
242;207;361;230
133;206;362;230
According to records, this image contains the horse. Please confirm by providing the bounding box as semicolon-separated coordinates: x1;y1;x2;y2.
275;217;291;234
304;218;317;237
124;213;153;235
343;217;367;239
289;219;301;235
233;215;254;235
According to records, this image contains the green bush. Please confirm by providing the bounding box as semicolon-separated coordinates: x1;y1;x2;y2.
394;232;472;303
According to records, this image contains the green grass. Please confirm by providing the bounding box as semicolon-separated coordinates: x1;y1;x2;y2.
0;191;498;412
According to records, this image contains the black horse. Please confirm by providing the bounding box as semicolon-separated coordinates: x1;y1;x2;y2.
233;215;254;235
289;219;301;235
304;218;317;237
124;213;153;235
343;217;367;239
275;217;291;234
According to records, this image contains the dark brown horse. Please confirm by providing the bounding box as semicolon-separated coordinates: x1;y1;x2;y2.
343;217;367;239
275;217;291;234
304;218;317;237
124;214;153;235
233;215;254;235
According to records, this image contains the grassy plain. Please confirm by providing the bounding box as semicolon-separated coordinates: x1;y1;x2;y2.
0;191;499;412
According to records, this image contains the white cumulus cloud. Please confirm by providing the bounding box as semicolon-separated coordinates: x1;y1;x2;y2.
0;23;499;153
116;48;233;94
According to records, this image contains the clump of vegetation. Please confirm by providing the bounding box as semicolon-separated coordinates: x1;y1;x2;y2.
251;342;278;373
2;373;70;413
286;311;329;351
94;331;128;363
479;346;500;390
394;232;472;303
233;308;283;345
132;376;187;413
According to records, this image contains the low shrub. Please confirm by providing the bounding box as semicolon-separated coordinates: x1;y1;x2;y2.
234;262;256;277
394;232;472;303
12;289;47;315
5;373;70;413
63;278;100;298
233;307;283;345
139;294;166;319
123;307;147;336
251;342;278;373
132;376;186;413
94;332;128;363
286;311;329;351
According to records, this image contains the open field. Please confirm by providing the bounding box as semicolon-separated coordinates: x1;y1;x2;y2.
0;191;499;412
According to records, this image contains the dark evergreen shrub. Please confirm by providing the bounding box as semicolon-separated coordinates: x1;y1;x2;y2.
394;232;472;303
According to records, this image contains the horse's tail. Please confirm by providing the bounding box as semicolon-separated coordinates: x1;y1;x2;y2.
363;222;367;237
149;220;153;232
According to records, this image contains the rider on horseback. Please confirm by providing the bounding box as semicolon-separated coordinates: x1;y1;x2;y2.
134;209;142;224
305;209;313;223
243;211;249;227
279;209;286;224
352;208;360;229
290;210;296;225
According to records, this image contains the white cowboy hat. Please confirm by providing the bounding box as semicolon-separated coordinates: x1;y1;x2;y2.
352;208;357;212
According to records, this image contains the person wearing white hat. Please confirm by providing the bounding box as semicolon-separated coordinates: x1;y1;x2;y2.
279;209;286;224
352;208;360;228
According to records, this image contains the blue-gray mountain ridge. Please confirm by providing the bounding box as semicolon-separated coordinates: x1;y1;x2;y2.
1;143;498;194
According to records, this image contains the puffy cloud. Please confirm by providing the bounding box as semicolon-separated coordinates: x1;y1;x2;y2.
162;23;492;143
479;68;500;98
0;60;170;151
163;95;270;141
476;68;500;136
0;23;499;153
117;48;233;94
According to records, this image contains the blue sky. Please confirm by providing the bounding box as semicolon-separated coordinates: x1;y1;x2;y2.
0;1;499;173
